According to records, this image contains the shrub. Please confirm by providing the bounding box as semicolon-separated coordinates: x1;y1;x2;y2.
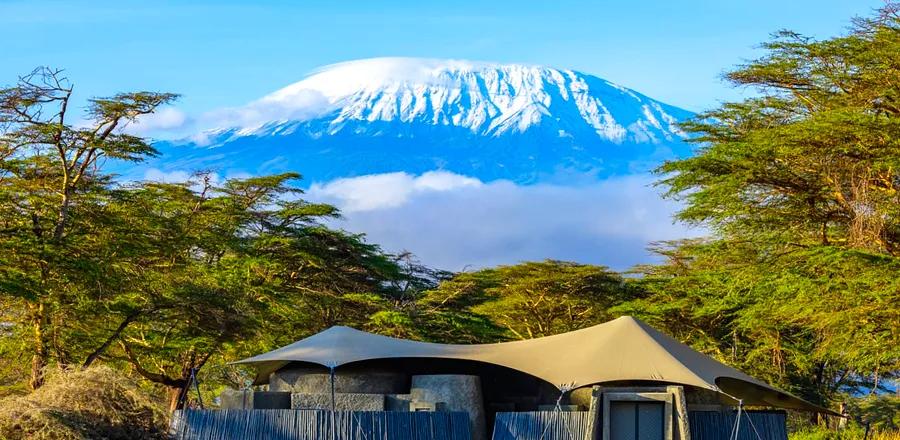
848;395;900;433
0;366;168;440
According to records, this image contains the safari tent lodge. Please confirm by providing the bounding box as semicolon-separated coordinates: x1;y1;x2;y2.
174;316;836;440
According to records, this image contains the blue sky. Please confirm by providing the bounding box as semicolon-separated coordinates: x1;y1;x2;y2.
1;0;882;113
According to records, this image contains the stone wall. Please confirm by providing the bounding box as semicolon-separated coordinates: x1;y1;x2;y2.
269;365;406;394
411;375;486;440
291;393;385;411
232;368;488;440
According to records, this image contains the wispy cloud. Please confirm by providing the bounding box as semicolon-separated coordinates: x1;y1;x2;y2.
202;89;330;133
142;168;196;183
309;171;482;212
121;89;331;142
123;107;189;137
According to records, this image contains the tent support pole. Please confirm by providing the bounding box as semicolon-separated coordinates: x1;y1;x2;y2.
329;364;336;440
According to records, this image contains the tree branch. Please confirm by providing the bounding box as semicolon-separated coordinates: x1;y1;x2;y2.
119;340;184;388
82;311;141;368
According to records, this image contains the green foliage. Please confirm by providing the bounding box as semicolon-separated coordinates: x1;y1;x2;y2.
623;241;899;406
0;68;443;410
661;7;900;253
0;67;178;390
635;4;900;415
846;394;900;432
0;302;29;396
419;260;636;341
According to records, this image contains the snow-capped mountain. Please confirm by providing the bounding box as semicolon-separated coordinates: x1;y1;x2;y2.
148;58;694;184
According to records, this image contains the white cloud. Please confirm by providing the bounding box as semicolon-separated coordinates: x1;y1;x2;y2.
309;171;700;271
123;106;189;136
309;171;481;212
118;89;331;141
186;131;212;146
198;89;330;134
265;58;491;103
414;171;482;192
142;168;194;183
133;168;699;272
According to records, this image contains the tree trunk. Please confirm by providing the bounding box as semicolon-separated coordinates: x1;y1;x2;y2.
30;303;47;390
168;384;188;413
167;369;193;412
809;361;827;425
53;189;70;242
120;341;193;413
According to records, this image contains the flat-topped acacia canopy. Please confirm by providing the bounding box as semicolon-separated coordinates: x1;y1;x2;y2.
234;316;834;414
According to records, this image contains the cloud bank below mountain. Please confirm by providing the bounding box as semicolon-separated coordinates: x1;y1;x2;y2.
139;168;696;271
306;171;698;271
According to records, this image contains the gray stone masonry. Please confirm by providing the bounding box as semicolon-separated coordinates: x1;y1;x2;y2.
411;375;486;440
291;392;385;410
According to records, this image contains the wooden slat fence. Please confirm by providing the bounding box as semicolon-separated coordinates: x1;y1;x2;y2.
170;409;471;440
491;411;591;440
688;410;788;440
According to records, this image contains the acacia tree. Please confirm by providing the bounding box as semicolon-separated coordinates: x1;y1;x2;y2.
91;173;429;411
104;173;301;411
0;67;176;389
419;261;634;342
0;68;444;406
632;5;900;410
660;6;900;252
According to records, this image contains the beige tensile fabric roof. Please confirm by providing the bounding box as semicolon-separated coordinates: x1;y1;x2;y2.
234;316;835;414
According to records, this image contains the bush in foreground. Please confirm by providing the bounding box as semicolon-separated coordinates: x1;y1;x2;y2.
0;366;168;440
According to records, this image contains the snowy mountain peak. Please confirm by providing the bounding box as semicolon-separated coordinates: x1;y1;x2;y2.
151;58;695;183
265;58;501;103
238;57;690;142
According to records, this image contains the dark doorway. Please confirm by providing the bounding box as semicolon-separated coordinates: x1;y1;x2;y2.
610;401;666;440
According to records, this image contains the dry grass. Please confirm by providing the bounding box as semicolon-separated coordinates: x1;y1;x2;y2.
851;431;900;440
790;428;900;440
0;366;168;440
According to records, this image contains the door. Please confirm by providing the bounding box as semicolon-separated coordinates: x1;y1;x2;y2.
609;401;666;440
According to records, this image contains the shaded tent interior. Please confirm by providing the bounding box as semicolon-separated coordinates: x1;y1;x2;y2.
265;358;562;432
